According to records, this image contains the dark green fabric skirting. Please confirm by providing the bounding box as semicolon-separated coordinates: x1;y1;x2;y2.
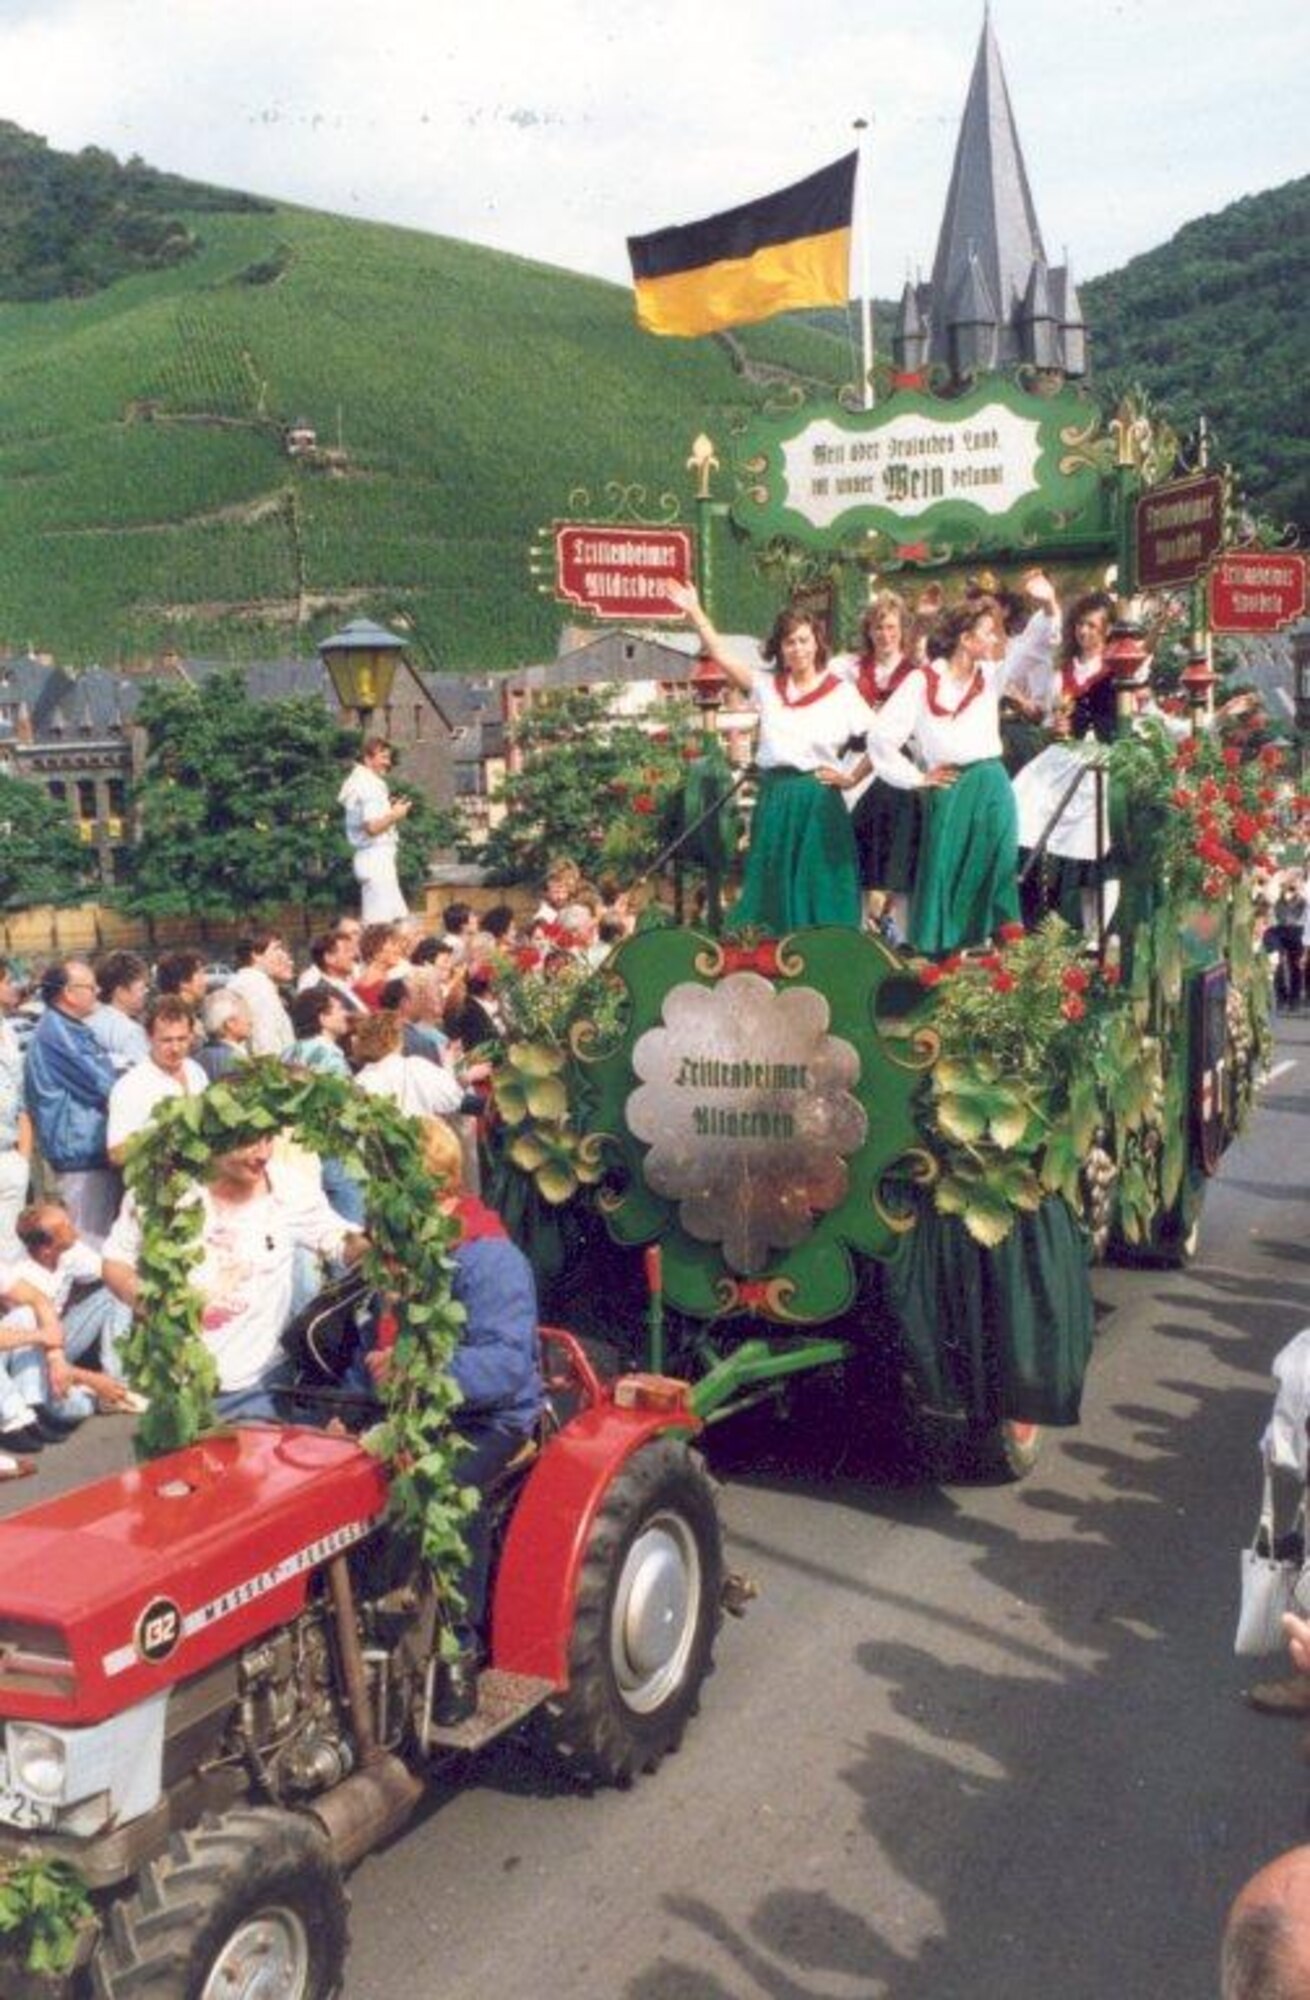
879;1195;1095;1426
910;757;1020;957
728;767;862;933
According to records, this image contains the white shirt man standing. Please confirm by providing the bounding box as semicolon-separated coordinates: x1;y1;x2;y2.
338;737;411;923
107;998;208;1162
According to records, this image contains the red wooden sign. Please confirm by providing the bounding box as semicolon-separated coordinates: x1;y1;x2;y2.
1135;472;1225;588
1207;550;1307;633
554;523;692;621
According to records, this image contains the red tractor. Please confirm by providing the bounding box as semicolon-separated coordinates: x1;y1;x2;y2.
0;1328;732;1998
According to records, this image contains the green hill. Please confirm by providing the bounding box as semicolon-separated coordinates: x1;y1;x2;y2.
0;134;848;667
1080;176;1310;536
0;129;1303;669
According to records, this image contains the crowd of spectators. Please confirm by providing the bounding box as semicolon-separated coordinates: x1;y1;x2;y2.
0;875;618;1483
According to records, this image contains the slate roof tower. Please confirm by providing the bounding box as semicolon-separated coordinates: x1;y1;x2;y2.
895;9;1087;380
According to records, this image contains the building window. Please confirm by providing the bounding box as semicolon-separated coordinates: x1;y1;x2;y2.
76;780;97;821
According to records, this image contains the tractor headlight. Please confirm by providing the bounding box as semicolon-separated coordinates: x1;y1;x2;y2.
7;1725;67;1803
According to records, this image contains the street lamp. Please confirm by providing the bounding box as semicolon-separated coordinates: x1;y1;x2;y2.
1179;649;1218;734
689;652;728;723
318;618;408;733
1105;614;1151;731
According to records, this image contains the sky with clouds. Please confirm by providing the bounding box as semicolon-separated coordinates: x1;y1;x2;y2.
1;0;1305;297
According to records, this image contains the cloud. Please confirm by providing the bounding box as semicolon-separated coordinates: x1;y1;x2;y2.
0;0;1305;289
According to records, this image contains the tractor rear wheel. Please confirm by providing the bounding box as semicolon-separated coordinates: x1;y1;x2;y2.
547;1436;723;1787
93;1806;347;2000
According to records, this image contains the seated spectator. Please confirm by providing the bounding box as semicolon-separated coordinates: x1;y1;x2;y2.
378;976;446;1065
88;950;150;1072
298;926;367;1009
481;903;519;950
197;989;253;1083
351;1011;470;1121
154;951;208;1010
440;902;478;960
0;1202;134;1433
107;998;206;1163
353;924;405;1010
0;1255;78;1458
444;965;504;1051
227;932;295;1057
287;986;354;1077
366;1116;542;1722
103;1133;365;1422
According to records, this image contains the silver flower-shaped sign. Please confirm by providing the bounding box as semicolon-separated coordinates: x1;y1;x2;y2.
627;973;866;1274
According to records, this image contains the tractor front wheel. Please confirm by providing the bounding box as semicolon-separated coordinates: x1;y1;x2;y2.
93;1806;347;2000
547;1436;723;1787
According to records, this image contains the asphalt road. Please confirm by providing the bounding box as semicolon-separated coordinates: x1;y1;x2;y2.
5;1009;1308;1999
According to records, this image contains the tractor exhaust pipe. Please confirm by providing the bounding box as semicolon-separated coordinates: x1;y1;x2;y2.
310;1755;425;1870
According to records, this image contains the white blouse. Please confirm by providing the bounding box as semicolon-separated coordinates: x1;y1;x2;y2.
748;667;880;773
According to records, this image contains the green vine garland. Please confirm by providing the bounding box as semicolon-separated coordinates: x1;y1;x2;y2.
119;1062;475;1579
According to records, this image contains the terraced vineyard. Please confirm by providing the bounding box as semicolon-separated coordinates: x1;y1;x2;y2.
0;196;847;666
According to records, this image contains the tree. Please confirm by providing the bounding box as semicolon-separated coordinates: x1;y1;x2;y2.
477;687;707;886
0;772;96;910
121;670;455;920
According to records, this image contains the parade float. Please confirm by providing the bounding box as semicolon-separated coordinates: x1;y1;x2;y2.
491;356;1299;1480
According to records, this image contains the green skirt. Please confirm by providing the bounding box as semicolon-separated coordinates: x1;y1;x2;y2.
881;1196;1094;1426
728;767;862;933
910;757;1019;956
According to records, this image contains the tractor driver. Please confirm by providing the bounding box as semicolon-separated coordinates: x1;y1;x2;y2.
102;1134;367;1422
363;1116;543;1727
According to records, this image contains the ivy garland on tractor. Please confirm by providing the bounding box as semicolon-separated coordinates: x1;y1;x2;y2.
118;1061;476;1576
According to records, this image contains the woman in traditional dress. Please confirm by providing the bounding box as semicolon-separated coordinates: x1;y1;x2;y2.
669;583;885;933
841;591;922;941
860;597;1036;956
1010;589;1118;937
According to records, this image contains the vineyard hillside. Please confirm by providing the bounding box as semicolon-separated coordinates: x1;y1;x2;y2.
0;187;847;667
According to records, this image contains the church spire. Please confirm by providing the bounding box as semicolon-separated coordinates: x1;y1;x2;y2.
918;12;1085;378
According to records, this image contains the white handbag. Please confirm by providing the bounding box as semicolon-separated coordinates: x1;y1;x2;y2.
1235;1453;1310;1657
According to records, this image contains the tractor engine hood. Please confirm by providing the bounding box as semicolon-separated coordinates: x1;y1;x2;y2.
0;1428;388;1726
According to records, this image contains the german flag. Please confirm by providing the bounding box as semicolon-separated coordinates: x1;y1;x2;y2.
627;153;856;338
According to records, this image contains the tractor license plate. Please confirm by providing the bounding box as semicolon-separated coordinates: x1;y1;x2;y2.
0;1762;56;1831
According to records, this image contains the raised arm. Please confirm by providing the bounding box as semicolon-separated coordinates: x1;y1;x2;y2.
666;582;758;696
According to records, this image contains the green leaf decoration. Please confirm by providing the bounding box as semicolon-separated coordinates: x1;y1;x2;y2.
523;1075;569;1121
934;1092;989;1144
120;1061;470;1600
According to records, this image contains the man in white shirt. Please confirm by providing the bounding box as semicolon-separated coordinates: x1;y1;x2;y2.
227;932;295;1057
104;1134;365;1421
338;737;411;923
108;998;208;1163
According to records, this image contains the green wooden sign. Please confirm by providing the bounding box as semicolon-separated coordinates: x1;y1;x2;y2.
572;925;938;1323
732;377;1117;561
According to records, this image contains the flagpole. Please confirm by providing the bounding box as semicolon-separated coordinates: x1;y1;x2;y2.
854;116;874;410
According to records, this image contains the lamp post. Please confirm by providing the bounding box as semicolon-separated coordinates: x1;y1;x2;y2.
689;651;728;735
1179;649;1218;736
317;618;408;735
1105;613;1151;732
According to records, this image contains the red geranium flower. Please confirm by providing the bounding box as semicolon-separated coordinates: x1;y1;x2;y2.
1061;965;1091;993
998;922;1026;944
1101;963;1121;987
918;964;945;988
1175;740;1199;766
1223;747;1242;770
991;970;1016;994
1060;995;1086;1022
1259;745;1283;769
1172;788;1194;809
976;953;1002;972
633;792;656;815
